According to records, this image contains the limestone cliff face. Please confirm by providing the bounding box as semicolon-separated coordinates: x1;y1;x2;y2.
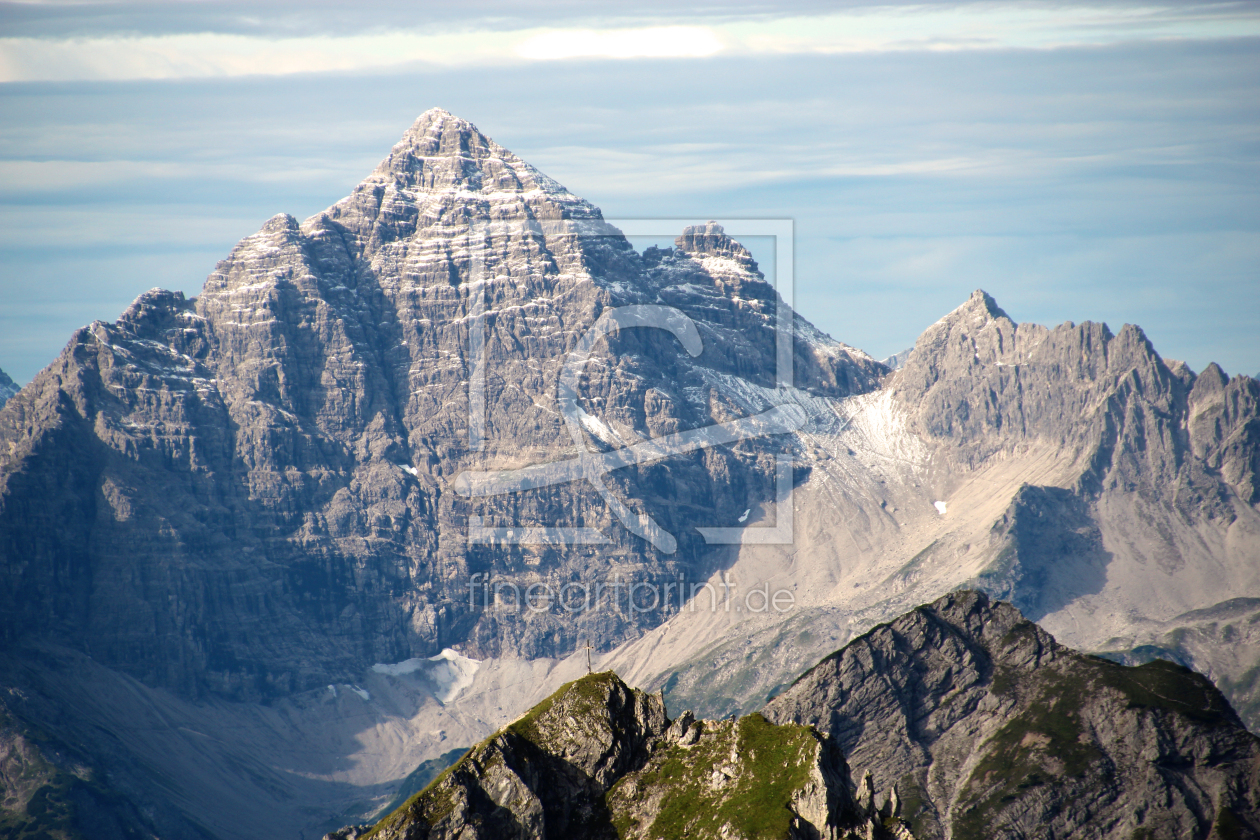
763;591;1260;840
892;289;1259;546
891;289;1250;504
0;110;884;699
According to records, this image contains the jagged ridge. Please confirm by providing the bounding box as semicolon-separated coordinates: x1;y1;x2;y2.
763;590;1260;839
360;670;900;840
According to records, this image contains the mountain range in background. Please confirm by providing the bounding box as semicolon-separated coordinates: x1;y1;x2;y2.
0;368;18;408
878;349;912;371
0;109;1258;839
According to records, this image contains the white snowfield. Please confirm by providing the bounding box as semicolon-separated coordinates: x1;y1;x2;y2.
372;648;481;704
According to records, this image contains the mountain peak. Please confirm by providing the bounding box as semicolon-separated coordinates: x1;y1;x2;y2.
949;288;1012;326
398;107;478;148
363;107;572;199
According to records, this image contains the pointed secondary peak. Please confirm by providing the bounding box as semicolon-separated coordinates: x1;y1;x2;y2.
962;289;1012;323
1194;362;1230;393
928;288;1014;335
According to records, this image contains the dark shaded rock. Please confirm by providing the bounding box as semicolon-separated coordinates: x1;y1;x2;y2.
0;689;213;840
974;484;1111;622
763;590;1260;840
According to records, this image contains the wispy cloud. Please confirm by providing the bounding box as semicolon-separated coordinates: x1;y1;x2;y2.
0;11;1256;382
516;26;723;60
2;2;1258;81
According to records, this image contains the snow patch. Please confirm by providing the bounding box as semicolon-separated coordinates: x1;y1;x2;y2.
934;500;947;515
372;648;480;703
738;509;750;523
577;408;625;448
399;464;420;477
833;390;929;471
425;649;480;702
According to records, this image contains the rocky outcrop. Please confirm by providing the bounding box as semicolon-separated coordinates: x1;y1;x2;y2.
371;672;667;840
763;590;1260;839
365;671;900;840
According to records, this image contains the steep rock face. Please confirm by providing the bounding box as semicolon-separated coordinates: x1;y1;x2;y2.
365;671;897;840
890;289;1260;522
892;289;1259;533
0;110;884;698
763;590;1260;840
895;291;1190;490
1188;363;1260;506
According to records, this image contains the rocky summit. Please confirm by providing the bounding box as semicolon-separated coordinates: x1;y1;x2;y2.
359;670;906;840
763;591;1260;839
1;110;1259;839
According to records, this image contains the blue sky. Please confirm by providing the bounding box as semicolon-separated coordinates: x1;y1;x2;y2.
1;1;1258;382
